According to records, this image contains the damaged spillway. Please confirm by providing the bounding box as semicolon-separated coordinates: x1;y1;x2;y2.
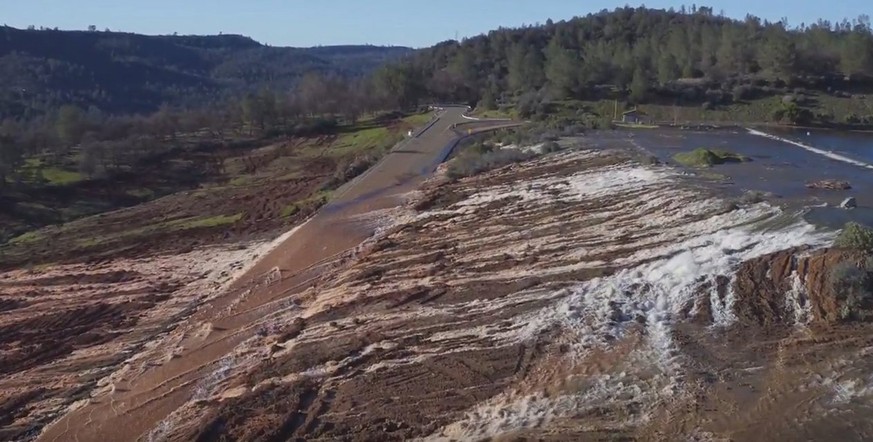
150;149;873;441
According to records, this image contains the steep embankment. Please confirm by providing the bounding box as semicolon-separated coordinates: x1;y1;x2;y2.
115;146;873;441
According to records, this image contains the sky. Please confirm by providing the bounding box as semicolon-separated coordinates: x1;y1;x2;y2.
2;0;871;48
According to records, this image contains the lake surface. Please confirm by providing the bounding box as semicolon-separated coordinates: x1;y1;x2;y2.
586;127;873;230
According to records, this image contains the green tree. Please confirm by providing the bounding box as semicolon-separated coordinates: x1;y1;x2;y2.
507;44;545;93
79;142;101;178
57;105;85;147
629;67;649;103
507;44;529;92
544;38;582;99
760;28;797;78
657;53;680;85
373;64;424;109
840;30;873;76
240;95;262;135
0;135;22;187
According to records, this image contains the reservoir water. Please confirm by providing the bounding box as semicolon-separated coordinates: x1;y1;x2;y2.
588;127;873;230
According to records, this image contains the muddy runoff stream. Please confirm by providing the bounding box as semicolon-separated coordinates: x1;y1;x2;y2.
120;148;873;441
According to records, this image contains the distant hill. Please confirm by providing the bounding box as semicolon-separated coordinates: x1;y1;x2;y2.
0;26;413;118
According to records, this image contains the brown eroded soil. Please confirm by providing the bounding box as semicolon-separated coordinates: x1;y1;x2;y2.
31;107;520;442
157;149;873;442
15;123;873;441
2;110;463;442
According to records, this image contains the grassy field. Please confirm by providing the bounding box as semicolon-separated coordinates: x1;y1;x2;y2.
8;158;85;186
402;112;434;126
328;126;404;157
0;110;433;267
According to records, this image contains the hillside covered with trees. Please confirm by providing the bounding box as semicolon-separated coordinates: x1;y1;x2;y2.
0;25;411;118
378;6;873;125
4;6;873;245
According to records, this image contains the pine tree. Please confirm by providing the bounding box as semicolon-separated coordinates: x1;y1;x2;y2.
544;38;581;99
657;53;680;85
629;68;649;103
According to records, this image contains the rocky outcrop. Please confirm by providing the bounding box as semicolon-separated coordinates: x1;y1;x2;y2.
805;179;851;190
733;247;870;325
840;197;857;209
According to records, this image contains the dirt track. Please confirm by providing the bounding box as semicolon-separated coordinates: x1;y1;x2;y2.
33;107;516;442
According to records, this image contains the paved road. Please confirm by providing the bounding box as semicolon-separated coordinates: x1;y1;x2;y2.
38;107;519;442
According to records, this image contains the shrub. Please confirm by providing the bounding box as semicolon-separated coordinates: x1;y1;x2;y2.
538;130;560;142
561;124;587;136
829;261;873;320
672;148;749;168
739;190;766;204
635;154;660;165
834;222;873;252
447;148;536;180
321;154;376;190
732;84;754;100
516;92;541;118
541;141;562;153
816;112;834;123
705;88;727;104
680;86;703;102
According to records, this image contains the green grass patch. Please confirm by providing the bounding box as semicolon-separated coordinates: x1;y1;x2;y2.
329;126;403;157
673;148;750;168
228;176;255;187
614;122;659;129
7;230;43;245
15;157;84;185
276;170;304;181
473;108;515;119
163;213;244;230
280;204;302;218
697;170;731;181
281;191;331;218
402;112;433;126
125;188;155;199
40;167;84;185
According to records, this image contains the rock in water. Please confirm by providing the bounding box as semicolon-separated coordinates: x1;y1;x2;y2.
840;197;857;209
805;179;851;190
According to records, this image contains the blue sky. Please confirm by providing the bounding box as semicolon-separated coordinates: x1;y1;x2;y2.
3;0;871;48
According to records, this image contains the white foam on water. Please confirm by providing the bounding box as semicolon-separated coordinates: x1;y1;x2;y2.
426;212;829;439
558;216;826;364
421;154;834;439
454;160;672;210
747;128;873;170
784;271;812;325
427;371;659;441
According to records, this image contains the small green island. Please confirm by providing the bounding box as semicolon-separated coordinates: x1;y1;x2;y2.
672;148;751;168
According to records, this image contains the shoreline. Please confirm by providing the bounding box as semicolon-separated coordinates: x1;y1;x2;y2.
615;120;873;133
